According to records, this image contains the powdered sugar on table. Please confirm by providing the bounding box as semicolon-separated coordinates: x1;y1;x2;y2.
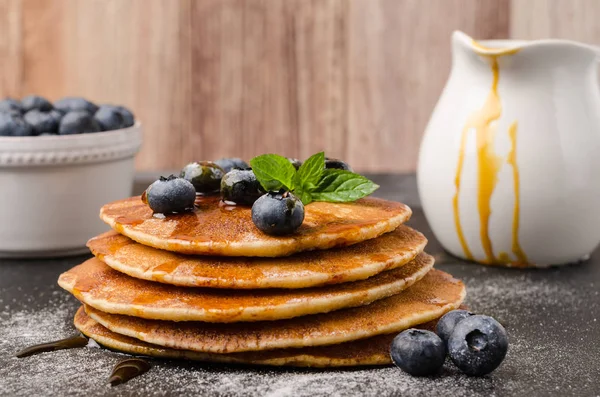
1;260;598;397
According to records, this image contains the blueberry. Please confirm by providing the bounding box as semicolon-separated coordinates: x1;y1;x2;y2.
0;98;22;113
448;315;508;376
59;111;101;135
390;329;446;376
436;310;475;346
142;175;196;214
251;191;305;235
0;112;33;136
115;105;135;127
325;157;352;171
24;109;63;135
94;105;124;131
221;169;264;206
54;97;98;114
180;161;225;194
214;158;249;173
287;158;302;170
21;95;53;112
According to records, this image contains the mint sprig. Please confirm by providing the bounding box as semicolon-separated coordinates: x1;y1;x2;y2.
249;152;379;205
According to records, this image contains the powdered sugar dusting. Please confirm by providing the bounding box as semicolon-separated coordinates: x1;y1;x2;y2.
1;263;599;396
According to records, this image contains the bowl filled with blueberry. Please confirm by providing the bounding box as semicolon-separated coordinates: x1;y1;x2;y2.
0;95;142;258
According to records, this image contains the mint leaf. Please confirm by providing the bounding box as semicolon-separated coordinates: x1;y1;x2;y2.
294;186;313;205
311;169;379;202
250;154;297;192
292;151;324;205
297;152;324;191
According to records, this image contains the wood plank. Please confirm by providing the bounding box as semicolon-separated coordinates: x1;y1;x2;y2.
188;0;347;164
510;0;600;41
21;0;191;171
187;0;244;163
21;0;66;97
346;0;510;172
22;0;136;103
239;0;299;159
291;0;347;162
0;0;22;98
128;0;192;172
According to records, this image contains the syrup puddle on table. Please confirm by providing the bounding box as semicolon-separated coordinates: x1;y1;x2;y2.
108;358;152;386
16;335;152;386
15;334;88;358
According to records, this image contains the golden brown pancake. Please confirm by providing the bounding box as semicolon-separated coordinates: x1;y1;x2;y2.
83;269;465;353
74;307;439;367
99;196;411;257
58;254;434;322
87;225;427;289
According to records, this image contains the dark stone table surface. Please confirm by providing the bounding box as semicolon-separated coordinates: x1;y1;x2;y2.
1;174;599;397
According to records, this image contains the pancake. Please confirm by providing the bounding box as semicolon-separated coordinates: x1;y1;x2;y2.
75;307;439;367
58;254;434;322
84;269;465;353
87;225;427;289
99;196;411;257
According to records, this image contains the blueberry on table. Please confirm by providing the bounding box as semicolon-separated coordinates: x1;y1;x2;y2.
59;111;101;135
448;315;508;376
142;175;196;214
180;161;225;194
0;112;33;137
54;97;98;115
251;191;305;235
21;95;53;112
221;169;264;206
436;309;475;346
214;158;249;173
325;157;352;171
0;98;22;113
24;109;63;135
287;158;302;170
94;105;125;131
390;329;446;376
115;105;135;127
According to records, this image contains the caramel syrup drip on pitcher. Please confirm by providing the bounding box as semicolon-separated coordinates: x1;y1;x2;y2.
453;41;528;265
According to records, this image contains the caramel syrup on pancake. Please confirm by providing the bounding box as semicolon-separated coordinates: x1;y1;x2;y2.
15;334;88;358
114;215;144;227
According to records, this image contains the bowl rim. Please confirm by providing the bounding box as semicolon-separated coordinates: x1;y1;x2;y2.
0;122;143;167
0;121;142;143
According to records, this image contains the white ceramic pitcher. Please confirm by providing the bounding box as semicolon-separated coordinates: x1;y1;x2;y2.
417;31;600;267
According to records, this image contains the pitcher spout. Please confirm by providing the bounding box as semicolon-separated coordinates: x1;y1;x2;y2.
452;30;599;63
452;31;524;56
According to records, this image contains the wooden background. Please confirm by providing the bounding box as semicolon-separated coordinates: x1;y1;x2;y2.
1;0;599;172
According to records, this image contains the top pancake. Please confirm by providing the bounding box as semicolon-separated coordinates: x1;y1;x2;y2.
87;225;427;289
99;196;411;257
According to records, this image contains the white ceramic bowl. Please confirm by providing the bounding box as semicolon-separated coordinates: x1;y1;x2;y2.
0;124;142;258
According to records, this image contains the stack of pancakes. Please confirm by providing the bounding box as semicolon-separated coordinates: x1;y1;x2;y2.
58;195;465;367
